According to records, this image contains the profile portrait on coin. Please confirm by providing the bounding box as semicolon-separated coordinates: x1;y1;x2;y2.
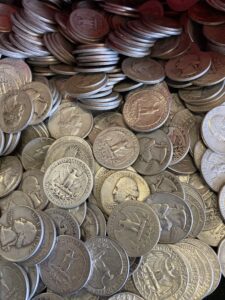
0;216;37;251
175;54;201;76
24;88;48;118
3;95;23;127
139;137;168;165
112;177;139;205
22;176;42;208
209;114;225;141
59;108;82;136
0;266;20;299
148;175;179;194
0;161;19;196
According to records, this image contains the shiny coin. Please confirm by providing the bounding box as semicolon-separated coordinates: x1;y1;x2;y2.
107;200;161;257
219;185;225;221
43;157;93;208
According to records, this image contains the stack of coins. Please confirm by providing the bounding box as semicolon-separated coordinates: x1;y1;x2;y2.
0;0;225;300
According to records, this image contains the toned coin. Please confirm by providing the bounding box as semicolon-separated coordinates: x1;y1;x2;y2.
168;153;197;175
0;156;22;197
133;130;173;175
107;200;161;257
201;106;225;154
44;136;94;172
133;244;189;300
198;220;225;247
32;293;63;299
40;235;92;295
0;90;33;133
203;23;225;46
64;289;99;300
88;112;127;144
0;260;30;300
109;293;144;300
182;184;205;237
0;205;44;262
100;170;150;215
22;81;52;125
122;57;165;84
20;169;49;210
123;84;171;132
144;170;185;198
21;137;54;170
146;192;193;243
81;207;99;241
201;149;225;192
46;208;80;238
47;103;93;139
86;236;129;296
93;127;139;170
218;238;225;277
193;140;206;170
43;157;93;208
165;51;211;81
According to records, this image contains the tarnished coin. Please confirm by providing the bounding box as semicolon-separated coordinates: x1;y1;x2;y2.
0;90;33;133
144;170;185;198
64;289;99;300
218;238;225;277
168;153;197;175
0;156;23;197
93;127;139;170
0;260;30;300
81;207;99;241
109;293;144;300
24;264;40;299
47;103;93;139
107;200;161;257
44;136;94;172
132;130;173;175
165;51;211;82
21;137;54;170
88;112;127;144
86;236;129;296
133;244;189;300
123;84;171;132
193;140;206;170
32;293;63;300
182;184;206;237
201;106;225;154
46;208;80;238
20;169;49;210
121;57;165;84
198;219;225;247
146;192;193;243
100;170;150;215
39;235;92;296
201;149;225;192
0;205;44;262
43;157;93;208
22;81;52;125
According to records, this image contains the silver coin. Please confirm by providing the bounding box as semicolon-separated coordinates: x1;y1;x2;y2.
93;127;140;170
218;238;225;277
132;130;173;175
21;137;54;170
133;244;189;300
24;264;40;299
20;169;49;210
46;207;80;238
193;140;207;170
32;292;64;299
67;202;87;226
39;235;92;295
86;236;129;296
0;205;44;262
0;260;30;300
22;211;57;266
81;207;99;241
0;156;23;197
43;157;93;209
88;203;106;236
129;256;143;277
144;170;185;199
108;293;144;300
201;149;225;192
146;192;193;243
107;200;160;257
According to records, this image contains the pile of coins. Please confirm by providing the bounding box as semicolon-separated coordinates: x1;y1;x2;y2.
0;0;225;300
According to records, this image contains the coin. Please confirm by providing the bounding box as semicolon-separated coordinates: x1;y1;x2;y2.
100;170;150;215
0;190;34;214
193;140;206;170
0;260;30;300
144;170;185;198
107;200;161;257
46;207;80;238
133;244;189;300
146;192;193;243
32;293;64;300
122;57;165;84
24;264;40;299
88;203;106;236
109;293;144;300
81;207;99;241
40;235;92;295
0;205;44;262
93;127;139;170
218;238;225;277
85;236;129;296
132;130;173;175
123;83;171;132
64;289;99;300
43;157;93;208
